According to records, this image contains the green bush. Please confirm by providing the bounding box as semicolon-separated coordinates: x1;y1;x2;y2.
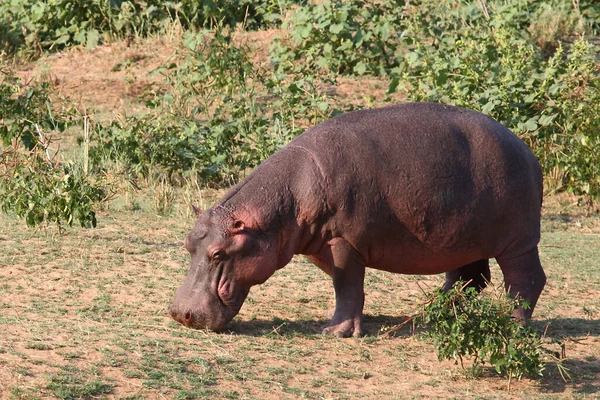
0;0;301;54
91;28;334;186
163;29;335;173
0;72;68;149
90;29;265;184
0;150;106;229
419;282;545;382
271;0;405;76
0;69;106;229
580;0;600;32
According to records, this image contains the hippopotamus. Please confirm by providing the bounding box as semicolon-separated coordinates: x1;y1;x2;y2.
169;102;546;337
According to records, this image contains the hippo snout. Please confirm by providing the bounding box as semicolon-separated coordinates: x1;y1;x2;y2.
169;303;195;327
168;296;235;332
169;302;216;330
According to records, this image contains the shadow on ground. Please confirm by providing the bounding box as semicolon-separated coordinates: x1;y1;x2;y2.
538;358;600;396
225;314;416;338
510;318;599;396
228;316;600;339
532;318;600;338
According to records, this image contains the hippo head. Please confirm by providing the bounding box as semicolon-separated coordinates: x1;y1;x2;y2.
169;206;279;331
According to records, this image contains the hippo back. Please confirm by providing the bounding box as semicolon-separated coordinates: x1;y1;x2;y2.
288;103;542;273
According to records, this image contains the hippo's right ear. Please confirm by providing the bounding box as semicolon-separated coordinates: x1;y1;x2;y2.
190;204;202;217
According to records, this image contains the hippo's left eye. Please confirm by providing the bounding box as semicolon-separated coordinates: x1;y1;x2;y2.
211;250;224;261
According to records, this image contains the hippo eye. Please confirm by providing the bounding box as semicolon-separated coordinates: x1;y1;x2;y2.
212;250;224;261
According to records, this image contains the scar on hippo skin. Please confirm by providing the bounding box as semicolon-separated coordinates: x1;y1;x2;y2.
169;102;546;336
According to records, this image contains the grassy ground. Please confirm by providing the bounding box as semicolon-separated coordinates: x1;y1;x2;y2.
0;193;599;400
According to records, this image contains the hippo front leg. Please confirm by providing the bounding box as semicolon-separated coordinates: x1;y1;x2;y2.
317;239;366;338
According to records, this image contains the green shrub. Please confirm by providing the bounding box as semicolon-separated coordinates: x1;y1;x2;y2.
418;282;545;382
0;149;106;229
162;29;335;173
88;117;209;180
0;0;301;55
91;28;334;186
0;71;67;149
579;0;600;32
270;0;405;76
91;29;266;184
0;69;106;229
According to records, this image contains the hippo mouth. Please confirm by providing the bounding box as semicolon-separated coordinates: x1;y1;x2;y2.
169;265;241;331
216;263;248;313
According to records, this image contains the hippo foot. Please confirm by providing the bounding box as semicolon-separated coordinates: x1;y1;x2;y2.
511;308;529;327
322;315;363;338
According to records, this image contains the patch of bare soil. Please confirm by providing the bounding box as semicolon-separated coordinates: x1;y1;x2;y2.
17;37;176;117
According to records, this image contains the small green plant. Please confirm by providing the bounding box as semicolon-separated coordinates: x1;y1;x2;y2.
418;282;545;383
418;281;571;387
46;369;114;399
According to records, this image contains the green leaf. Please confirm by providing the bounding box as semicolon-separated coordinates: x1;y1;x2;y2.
388;77;399;94
86;29;100;50
481;101;497;114
538;113;557;126
524;118;538;131
73;30;86;45
353;61;367;75
55;34;71;45
295;24;312;42
405;51;420;66
329;22;344;34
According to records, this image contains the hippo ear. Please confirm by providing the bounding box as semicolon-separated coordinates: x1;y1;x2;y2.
190;204;202;217
230;220;245;235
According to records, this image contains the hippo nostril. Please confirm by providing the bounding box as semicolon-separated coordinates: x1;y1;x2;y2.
184;311;192;323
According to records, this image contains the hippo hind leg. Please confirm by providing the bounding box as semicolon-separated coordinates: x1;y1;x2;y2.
443;259;491;292
496;247;546;324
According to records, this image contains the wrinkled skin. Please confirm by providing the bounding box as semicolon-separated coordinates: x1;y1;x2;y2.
170;103;546;337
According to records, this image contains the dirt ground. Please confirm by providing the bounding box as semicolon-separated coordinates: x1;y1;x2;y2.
0;193;599;399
